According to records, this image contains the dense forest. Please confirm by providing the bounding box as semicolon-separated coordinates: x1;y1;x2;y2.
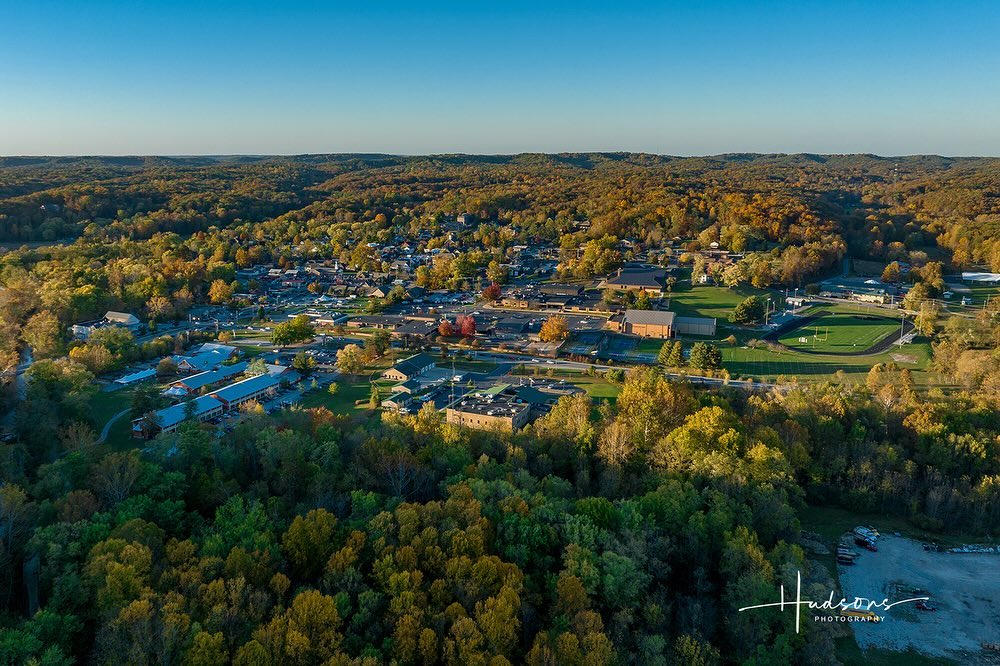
2;369;998;665
0;154;999;664
2;153;999;273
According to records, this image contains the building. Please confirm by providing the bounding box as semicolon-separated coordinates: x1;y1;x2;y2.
604;268;666;296
382;353;436;382
173;343;239;374
162;361;249;398
494;317;529;337
608;309;675;338
71;311;142;340
539;283;583;297
962;272;1000;284
347;315;404;330
673;316;717;337
392;319;438;340
445;384;532;432
209;372;284;411
132;394;224;438
114;368;157;385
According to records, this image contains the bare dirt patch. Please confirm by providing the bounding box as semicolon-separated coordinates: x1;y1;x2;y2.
837;534;1000;663
890;353;918;364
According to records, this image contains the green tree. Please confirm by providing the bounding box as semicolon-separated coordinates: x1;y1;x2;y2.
689;342;722;370
728;295;766;324
282;508;338;579
21;311;63;358
292;352;317;377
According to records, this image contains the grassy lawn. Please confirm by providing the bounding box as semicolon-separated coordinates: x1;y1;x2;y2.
959;282;1000;308
300;379;374;413
634;338;666;355
664;281;773;321
450;359;499;373
778;309;901;354
86;387;138;450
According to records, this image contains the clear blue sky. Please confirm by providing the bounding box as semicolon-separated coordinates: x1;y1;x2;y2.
1;1;997;156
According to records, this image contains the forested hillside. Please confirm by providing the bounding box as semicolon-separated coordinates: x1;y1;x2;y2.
2;154;999;272
3;368;998;664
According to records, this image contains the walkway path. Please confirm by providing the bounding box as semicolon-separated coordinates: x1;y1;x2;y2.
96;408;131;445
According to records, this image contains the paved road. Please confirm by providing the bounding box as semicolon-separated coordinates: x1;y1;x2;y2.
471;351;783;392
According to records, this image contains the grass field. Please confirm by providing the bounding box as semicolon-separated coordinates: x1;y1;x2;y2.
86;388;137;449
664;272;773;321
723;339;937;385
778;309;901;354
634;338;666;355
300;378;373;413
666;285;773;321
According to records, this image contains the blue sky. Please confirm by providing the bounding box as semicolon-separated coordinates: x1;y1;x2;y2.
1;1;997;155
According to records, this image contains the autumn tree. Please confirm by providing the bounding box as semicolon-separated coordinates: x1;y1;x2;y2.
336;344;366;375
539;315;570;342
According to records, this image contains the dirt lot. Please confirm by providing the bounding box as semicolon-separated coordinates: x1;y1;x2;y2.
838;534;1000;662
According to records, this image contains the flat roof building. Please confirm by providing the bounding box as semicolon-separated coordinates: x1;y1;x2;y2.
446;384;532;432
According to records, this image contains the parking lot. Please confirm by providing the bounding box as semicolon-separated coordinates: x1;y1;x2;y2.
838;534;1000;662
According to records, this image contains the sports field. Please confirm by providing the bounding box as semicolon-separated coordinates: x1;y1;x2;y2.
723;340;937;385
777;309;900;354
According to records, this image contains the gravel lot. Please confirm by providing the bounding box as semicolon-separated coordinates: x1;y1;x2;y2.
837;534;1000;662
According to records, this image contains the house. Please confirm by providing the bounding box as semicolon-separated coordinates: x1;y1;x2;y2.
608;310;675;338
405;285;427;300
71;311;142;340
382;353;436;382
132;394;224;438
604;268;666;296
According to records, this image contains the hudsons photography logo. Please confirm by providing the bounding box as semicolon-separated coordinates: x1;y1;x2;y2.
738;571;929;633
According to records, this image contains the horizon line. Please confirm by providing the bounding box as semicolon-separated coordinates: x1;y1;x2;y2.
2;151;998;160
